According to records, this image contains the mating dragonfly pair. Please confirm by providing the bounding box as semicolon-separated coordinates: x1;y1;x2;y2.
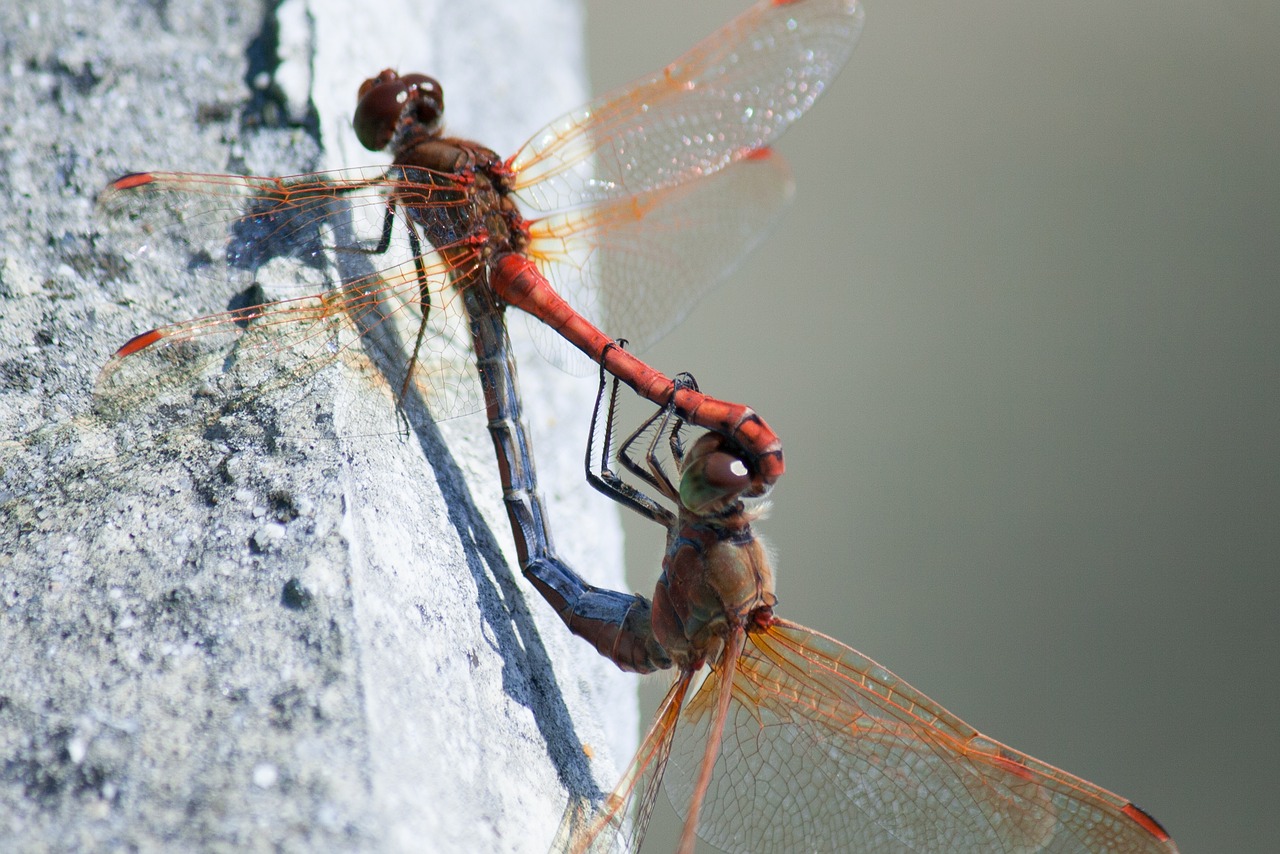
96;0;1178;851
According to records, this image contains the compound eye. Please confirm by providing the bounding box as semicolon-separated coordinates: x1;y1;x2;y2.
353;71;444;151
356;68;400;103
400;73;444;135
702;451;751;494
679;435;753;515
354;71;409;151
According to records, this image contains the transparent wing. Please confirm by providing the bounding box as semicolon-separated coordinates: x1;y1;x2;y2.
562;673;692;854
522;148;793;374
663;620;1179;854
507;0;858;370
510;0;863;211
95;169;485;425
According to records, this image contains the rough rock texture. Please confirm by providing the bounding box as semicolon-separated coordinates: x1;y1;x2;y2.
0;0;636;851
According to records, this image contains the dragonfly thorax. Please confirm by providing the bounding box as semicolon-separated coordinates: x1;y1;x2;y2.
651;512;777;669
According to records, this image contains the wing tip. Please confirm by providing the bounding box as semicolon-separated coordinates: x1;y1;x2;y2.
1122;801;1177;846
109;172;156;192
114;328;165;359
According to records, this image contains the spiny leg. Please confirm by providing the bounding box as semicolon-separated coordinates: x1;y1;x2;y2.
586;341;674;527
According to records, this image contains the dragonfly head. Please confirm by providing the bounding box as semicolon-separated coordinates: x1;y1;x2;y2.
679;432;755;517
354;69;444;152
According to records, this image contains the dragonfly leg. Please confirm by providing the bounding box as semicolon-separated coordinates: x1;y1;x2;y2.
368;202;397;254
666;372;698;470
586;342;677;527
616;383;679;500
322;197;436;405
626;370;698;497
398;204;434;320
396;210;436;402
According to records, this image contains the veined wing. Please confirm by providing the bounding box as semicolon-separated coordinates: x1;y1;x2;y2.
95;169;485;424
522;148;794;374
506;0;859;371
510;0;863;212
561;673;694;854
663;619;1179;853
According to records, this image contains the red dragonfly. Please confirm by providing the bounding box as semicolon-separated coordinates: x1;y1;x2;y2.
566;362;1180;853
97;0;869;502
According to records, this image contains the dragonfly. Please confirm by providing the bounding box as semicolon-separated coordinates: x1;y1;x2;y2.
96;0;865;671
564;354;1181;852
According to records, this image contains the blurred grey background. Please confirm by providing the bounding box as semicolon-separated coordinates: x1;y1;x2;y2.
586;1;1277;851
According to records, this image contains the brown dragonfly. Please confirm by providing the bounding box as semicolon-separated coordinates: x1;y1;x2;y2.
561;355;1181;852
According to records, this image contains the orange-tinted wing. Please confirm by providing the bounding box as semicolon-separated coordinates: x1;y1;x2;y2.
522;149;794;374
95;169;485;424
507;0;864;370
661;619;1179;853
510;0;863;209
563;672;692;854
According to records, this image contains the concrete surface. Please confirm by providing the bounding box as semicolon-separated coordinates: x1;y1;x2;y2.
0;0;638;851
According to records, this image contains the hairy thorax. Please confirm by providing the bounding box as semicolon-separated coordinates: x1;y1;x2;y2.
651;511;776;670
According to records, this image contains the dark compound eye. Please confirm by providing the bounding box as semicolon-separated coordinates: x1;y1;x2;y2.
353;70;444;152
354;71;407;151
356;68;399;103
679;436;754;515
701;451;752;494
